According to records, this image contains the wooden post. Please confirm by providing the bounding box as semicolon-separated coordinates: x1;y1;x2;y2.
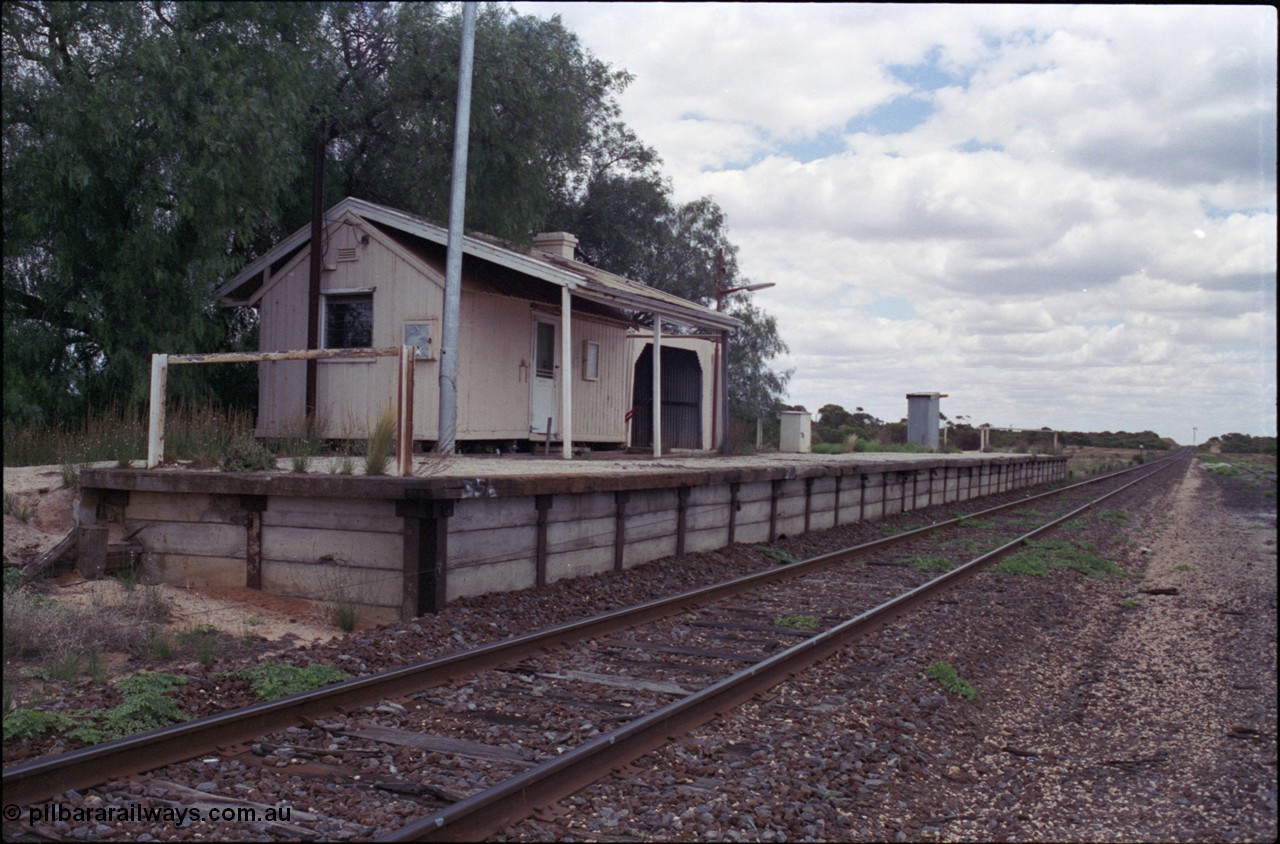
727;482;740;546
241;495;268;590
535;495;552;587
77;525;108;580
146;354;168;468
398;345;415;477
398;500;453;617
676;487;690;556
561;287;573;460
832;474;843;527
768;479;783;542
803;477;813;534
613;492;629;572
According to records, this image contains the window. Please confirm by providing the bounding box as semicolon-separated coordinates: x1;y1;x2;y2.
535;322;555;378
404;320;436;360
324;294;373;348
582;340;600;381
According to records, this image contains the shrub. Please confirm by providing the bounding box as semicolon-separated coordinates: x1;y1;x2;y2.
220;435;277;472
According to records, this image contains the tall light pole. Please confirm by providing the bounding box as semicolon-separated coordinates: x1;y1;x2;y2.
710;248;775;453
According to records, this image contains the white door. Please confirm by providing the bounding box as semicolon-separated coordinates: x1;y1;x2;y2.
530;319;557;435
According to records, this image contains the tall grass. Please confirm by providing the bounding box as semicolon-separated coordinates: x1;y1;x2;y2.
4;402;255;467
364;405;397;476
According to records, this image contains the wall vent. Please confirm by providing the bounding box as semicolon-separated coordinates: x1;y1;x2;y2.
336;246;359;262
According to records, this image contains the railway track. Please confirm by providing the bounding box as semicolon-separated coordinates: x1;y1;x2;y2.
2;451;1187;841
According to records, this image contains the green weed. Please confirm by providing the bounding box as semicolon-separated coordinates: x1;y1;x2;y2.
773;614;820;631
991;539;1127;579
2;708;78;743
925;661;978;699
4;493;34;522
237;662;350;701
219;435;277;472
754;546;797;566
60;463;81;488
148;627;175;660
96;672;189;739
907;555;955;572
364;405;397;476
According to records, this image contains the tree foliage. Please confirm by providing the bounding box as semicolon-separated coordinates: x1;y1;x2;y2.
3;0;322;424
548;163;791;418
3;1;791;430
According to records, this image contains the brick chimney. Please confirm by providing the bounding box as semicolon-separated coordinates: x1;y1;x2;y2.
532;231;578;260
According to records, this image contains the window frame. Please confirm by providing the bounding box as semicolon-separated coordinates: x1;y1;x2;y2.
582;340;600;381
321;288;374;352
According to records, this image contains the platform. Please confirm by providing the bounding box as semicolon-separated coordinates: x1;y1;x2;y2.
78;450;1066;623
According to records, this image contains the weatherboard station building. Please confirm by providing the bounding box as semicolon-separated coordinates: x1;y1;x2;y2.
216;197;736;454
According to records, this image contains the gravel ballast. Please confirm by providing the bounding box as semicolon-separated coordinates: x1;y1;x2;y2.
500;458;1277;842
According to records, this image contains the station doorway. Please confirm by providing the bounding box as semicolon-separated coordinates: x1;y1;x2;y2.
630;345;703;450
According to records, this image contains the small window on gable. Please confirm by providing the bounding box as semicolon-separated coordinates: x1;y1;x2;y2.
324;293;373;349
583;340;600;381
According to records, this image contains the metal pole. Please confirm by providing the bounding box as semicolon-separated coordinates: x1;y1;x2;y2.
305;132;325;431
652;318;662;457
561;286;573;459
437;2;477;454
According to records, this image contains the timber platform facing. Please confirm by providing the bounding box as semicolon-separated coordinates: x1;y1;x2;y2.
78;451;1066;623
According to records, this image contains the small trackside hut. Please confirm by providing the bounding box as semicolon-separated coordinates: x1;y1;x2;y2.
216;197;740;455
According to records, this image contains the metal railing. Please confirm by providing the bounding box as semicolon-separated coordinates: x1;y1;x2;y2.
146;346;417;476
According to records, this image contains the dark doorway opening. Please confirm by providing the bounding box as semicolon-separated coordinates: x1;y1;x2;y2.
631;345;702;450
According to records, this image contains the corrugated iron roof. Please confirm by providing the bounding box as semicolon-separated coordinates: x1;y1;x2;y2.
218;197;740;333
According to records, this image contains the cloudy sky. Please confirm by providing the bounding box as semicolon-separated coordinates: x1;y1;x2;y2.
516;3;1277;441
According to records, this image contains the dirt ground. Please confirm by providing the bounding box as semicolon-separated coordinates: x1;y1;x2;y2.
3;464;344;645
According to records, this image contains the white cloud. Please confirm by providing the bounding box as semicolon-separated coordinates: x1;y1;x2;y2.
517;2;1277;438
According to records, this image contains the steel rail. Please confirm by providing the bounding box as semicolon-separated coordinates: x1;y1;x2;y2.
388;451;1185;841
1;454;1179;807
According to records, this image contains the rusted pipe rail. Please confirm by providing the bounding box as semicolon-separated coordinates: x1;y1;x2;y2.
146;346;416;476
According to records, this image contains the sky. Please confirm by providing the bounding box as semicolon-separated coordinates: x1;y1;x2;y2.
514;3;1277;442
